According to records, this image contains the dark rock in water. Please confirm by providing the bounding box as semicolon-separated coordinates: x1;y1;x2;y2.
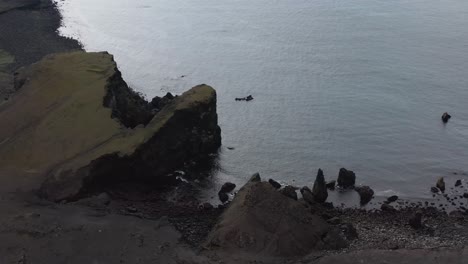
455;180;462;187
249;173;261;182
281;186;298;200
381;203;395;211
312;169;328;203
218;192;229;203
387;195;399;203
436;177;445;192
220;182;236;194
464;193;468;199
431;187;439;193
409;211;423;229
337;168;356;188
355;186;374;205
268;179;281;189
441;112;451;123
340;223;358;240
326;180;336;190
300;186;315;205
235;95;254;101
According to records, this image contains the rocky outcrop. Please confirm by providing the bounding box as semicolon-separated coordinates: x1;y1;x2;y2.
0;52;221;201
355;186;374;205
204;181;346;257
312;169;328;203
436;177;446;193
337;168;356;188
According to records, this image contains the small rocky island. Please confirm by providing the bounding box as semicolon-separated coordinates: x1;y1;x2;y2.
0;0;468;263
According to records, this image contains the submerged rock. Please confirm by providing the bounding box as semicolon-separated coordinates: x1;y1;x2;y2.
204;181;344;257
235;95;254;101
337;168;356;188
0;52;222;201
431;187;439;193
355;186;374;205
436;177;446;192
312;169;328;203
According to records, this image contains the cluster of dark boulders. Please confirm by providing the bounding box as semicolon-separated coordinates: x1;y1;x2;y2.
218;182;236;203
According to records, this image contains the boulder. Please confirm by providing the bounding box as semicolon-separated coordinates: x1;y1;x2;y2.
355;186;374;205
219;182;236;194
204;181;345;256
0;52;222;201
455;180;462;187
387;195;399;203
249;173;261;182
218;192;229;203
268;179;281;189
431;187;439;193
300;186;315;205
280;185;298;200
441;112;451;123
312;169;328;203
337;168;356;188
326;180;336;190
409;211;423;229
436;177;445;192
464;193;468;199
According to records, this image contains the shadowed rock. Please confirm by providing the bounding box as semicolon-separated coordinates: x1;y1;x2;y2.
355;186;374;205
268;179;281;189
409;211;423;229
326;180;336;190
441;112;451;123
281;185;298;200
337;168;356;188
312;169;328;203
219;182;236;194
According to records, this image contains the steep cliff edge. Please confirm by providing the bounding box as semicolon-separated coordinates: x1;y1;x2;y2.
0;51;221;201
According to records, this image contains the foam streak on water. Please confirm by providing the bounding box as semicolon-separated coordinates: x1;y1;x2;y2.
55;0;468;199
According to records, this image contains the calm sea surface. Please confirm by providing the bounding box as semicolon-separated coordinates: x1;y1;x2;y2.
55;0;468;200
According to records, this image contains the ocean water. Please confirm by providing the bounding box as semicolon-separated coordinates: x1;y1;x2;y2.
55;0;468;200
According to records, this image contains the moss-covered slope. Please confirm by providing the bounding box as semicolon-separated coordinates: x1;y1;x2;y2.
0;52;221;200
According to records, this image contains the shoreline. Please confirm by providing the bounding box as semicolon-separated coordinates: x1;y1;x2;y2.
0;0;467;263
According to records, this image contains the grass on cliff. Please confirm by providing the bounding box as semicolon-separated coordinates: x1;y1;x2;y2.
0;51;216;184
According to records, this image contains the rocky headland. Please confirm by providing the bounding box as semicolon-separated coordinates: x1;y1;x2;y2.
0;0;468;263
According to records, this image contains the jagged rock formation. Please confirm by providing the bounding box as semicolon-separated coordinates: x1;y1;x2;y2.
312;169;328;203
0;51;221;201
204;181;347;257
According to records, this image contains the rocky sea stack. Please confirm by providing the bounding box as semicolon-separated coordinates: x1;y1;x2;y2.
0;51;221;201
